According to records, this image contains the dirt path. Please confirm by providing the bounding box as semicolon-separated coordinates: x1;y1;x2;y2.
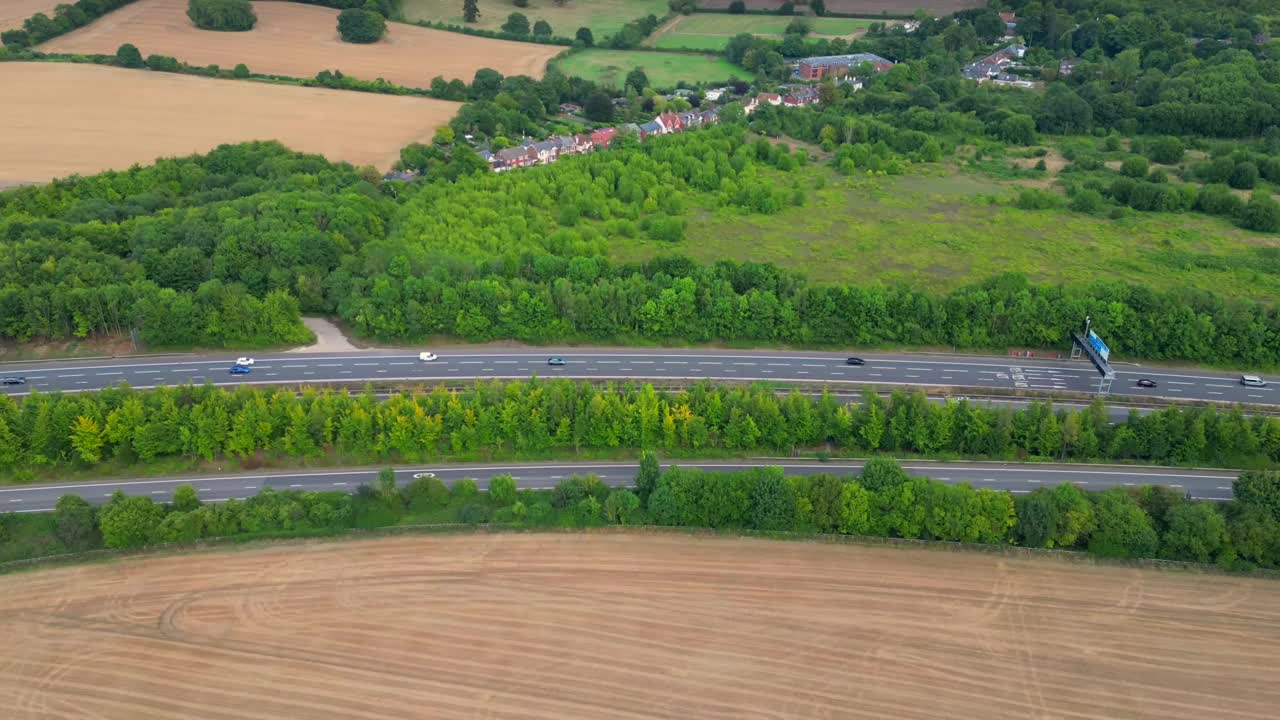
1;533;1277;719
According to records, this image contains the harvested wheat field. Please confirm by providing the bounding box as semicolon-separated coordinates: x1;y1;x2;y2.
1;533;1278;719
0;0;60;32
40;0;560;86
0;63;459;184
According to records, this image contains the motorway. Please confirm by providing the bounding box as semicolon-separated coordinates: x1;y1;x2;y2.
0;459;1241;512
0;348;1274;407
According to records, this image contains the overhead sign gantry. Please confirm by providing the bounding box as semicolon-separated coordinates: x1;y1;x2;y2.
1070;316;1115;394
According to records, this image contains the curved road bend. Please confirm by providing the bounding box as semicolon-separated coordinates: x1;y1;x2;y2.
0;460;1240;513
0;349;1273;406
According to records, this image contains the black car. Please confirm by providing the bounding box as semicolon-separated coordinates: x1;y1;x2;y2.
1136;378;1157;388
1;376;25;385
845;357;866;366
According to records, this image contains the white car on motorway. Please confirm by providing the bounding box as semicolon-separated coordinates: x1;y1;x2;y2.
419;352;438;362
412;472;436;479
1241;375;1267;387
235;357;255;366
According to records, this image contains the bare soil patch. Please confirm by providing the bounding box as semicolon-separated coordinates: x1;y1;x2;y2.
40;0;561;86
1;532;1277;719
0;0;60;32
696;0;983;14
0;63;460;184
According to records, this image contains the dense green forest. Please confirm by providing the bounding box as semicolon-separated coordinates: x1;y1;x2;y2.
6;463;1280;573
2;380;1277;475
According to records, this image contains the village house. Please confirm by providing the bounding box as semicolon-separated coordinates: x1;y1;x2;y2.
531;139;559;164
794;53;894;81
783;87;820;107
999;11;1017;38
656;111;684;135
962;44;1027;82
704;87;729;102
590;127;619;150
558;102;583;115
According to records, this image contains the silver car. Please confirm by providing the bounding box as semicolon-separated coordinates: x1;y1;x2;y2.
1241;375;1267;387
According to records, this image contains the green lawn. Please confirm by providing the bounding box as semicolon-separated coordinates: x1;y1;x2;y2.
555;49;754;89
400;0;669;38
651;14;872;50
607;167;1280;302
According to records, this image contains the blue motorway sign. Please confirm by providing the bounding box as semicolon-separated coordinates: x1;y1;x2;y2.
1087;331;1110;362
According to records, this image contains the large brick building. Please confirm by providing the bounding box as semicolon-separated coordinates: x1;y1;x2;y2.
795;53;893;80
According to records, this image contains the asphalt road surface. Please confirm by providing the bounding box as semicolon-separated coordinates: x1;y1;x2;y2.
0;349;1274;406
0;460;1239;513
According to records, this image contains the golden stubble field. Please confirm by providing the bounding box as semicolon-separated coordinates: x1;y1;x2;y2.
0;63;460;184
0;532;1277;719
40;0;562;86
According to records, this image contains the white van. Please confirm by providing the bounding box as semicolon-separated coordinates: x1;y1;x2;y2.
419;352;438;362
1241;375;1267;387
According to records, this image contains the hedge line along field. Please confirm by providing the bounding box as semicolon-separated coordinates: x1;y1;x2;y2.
0;0;61;32
649;13;874;51
401;0;670;38
39;0;562;85
0;63;460;184
555;48;754;89
1;533;1277;719
695;0;985;14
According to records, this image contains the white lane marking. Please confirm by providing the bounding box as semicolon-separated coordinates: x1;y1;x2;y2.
459;361;483;364
868;373;881;377
332;482;347;486
8;499;22;503
495;360;518;364
1074;481;1089;485
266;373;278;377
316;364;342;367
597;361;620;364
906;374;920;378
949;370;968;373
1207;384;1232;388
907;367;930;371
76;381;88;384
1010;490;1030;494
797;371;809;375
767;363;789;367
1167;381;1193;385
872;366;893;370
134;370;161;374
354;363;379;366
802;364;823;368
59;374;84;378
1170;484;1182;488
1250;394;1263;398
980;478;995;482
377;369;387;373
733;362;755;366
243;486;257;490
1124;482;1136;486
700;362;722;366
199;488;213;491
664;361;688;365
1217;486;1231;490
290;484;302;488
282;364;306;368
632;361;654;364
482;368;494;372
1168;388;1182;392
389;362;413;366
339;371;352;374
1208;392;1223;396
303;372;315;376
150;491;165;495
1028;479;1041;483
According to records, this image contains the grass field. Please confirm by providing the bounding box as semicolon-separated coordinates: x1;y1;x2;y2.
39;0;561;85
696;0;985;13
609;167;1280;301
650;14;874;51
0;0;60;32
400;0;669;38
0;63;460;184
556;48;754;88
2;533;1277;719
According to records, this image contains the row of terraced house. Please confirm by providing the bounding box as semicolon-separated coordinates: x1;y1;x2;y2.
480;86;833;173
480;108;724;173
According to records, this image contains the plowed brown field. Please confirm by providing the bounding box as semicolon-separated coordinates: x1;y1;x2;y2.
0;63;459;184
1;0;60;32
1;532;1277;719
40;0;561;86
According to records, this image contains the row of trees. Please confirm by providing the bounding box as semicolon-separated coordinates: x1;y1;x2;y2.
1;0;137;50
3;380;1278;473
7;463;1280;573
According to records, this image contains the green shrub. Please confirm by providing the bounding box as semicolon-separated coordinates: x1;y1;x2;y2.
1119;155;1150;178
115;43;144;68
187;0;257;32
459;502;492;524
451;478;479;501
337;8;386;43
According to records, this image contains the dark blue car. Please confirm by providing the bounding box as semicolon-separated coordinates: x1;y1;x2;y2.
229;365;252;375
